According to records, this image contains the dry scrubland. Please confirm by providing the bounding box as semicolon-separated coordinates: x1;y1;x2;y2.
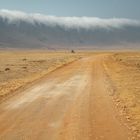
0;50;140;139
0;51;82;102
104;52;140;137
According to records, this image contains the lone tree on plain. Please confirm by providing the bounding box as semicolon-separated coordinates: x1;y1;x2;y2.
71;50;75;53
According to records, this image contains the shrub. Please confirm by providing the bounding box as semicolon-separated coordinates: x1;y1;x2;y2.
5;68;10;71
71;50;75;53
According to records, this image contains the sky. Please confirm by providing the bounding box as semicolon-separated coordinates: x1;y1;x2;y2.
0;0;140;19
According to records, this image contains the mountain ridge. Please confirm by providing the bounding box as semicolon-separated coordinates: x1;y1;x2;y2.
0;9;140;49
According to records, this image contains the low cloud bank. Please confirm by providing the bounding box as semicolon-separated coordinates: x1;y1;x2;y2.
0;9;140;29
0;9;140;49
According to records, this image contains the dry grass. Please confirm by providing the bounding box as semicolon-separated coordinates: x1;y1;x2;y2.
0;50;83;102
1;50;140;137
104;52;140;137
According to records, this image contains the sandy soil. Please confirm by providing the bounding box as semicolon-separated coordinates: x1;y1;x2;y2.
0;51;82;103
104;52;140;139
0;52;140;140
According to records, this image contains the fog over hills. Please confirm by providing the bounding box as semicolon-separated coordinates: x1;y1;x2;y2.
0;9;140;49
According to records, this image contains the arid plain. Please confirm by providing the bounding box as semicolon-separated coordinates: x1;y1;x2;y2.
0;51;82;102
0;51;140;140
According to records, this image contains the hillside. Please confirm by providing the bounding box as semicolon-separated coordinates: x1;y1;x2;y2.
0;10;140;49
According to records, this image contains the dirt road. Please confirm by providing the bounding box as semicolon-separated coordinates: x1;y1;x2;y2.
0;55;131;140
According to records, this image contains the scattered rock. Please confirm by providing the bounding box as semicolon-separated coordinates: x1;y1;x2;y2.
116;99;120;102
131;136;136;140
131;126;137;132
122;105;127;111
126;116;131;120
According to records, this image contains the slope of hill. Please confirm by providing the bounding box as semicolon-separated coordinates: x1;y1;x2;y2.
0;9;140;49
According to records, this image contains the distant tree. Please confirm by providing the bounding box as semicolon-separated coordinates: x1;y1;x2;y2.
71;50;75;53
